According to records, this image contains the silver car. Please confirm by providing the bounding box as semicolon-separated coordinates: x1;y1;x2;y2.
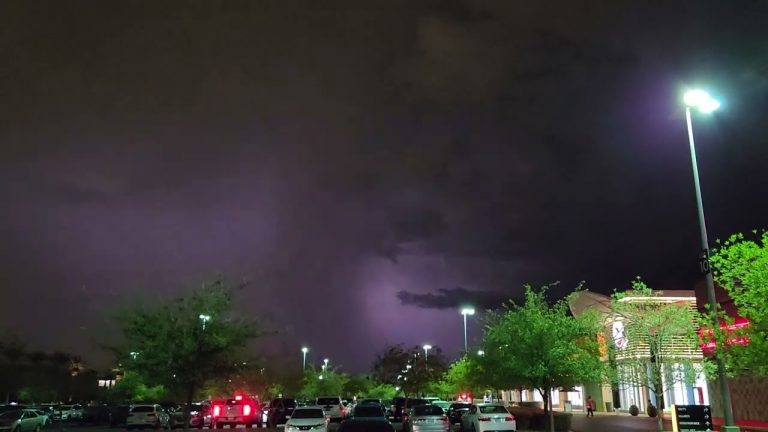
403;405;449;432
0;410;44;432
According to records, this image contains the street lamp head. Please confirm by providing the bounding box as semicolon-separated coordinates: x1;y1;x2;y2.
423;344;432;351
477;350;485;356
198;314;211;321
301;347;309;354
461;307;475;316
323;358;329;365
684;89;720;113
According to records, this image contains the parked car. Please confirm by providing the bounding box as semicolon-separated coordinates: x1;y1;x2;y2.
338;418;395;432
80;405;111;425
390;399;428;423
30;410;51;427
446;403;472;425
0;410;43;432
211;396;257;429
264;398;296;428
169;403;211;429
108;405;130;427
283;406;327;431
126;404;171;430
402;405;449;432
460;404;516;432
316;397;345;423
349;404;387;422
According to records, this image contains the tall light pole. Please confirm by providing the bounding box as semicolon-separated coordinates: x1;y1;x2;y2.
301;347;309;370
322;358;329;373
423;344;432;365
198;314;211;331
460;307;475;352
683;89;738;432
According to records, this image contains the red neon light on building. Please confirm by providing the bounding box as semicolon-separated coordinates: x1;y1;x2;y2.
698;316;750;352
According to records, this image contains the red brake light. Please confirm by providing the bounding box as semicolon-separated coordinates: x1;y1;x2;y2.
243;405;251;416
478;417;491;422
213;406;221;417
505;416;514;421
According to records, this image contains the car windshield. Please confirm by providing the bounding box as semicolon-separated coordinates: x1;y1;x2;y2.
479;406;508;414
131;406;155;413
61;406;72;410
450;403;472;410
413;406;444;416
290;408;324;419
359;400;379;405
0;411;22;420
353;406;384;417
189;405;202;411
317;398;340;406
405;399;428;407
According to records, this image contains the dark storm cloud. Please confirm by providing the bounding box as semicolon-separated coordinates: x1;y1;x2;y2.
396;287;509;310
1;0;767;370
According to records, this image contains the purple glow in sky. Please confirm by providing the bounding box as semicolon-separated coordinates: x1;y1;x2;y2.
1;1;767;372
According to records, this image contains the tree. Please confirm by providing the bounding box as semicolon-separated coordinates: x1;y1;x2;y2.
109;372;167;403
476;286;606;432
430;356;484;400
710;230;768;375
609;279;704;432
115;280;258;429
343;375;373;399
298;366;349;398
371;344;448;397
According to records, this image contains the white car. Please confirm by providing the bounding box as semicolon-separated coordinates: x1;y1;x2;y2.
316;397;344;423
285;407;328;432
126;405;170;429
460;404;516;432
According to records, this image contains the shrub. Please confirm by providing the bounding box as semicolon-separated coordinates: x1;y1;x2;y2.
629;405;639;416
507;406;572;432
647;405;658;418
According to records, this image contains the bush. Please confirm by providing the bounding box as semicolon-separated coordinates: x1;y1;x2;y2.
629;405;639;416
507;406;572;432
647;405;658;418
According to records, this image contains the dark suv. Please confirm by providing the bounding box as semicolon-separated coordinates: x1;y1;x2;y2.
264;398;296;428
389;398;427;423
447;402;472;424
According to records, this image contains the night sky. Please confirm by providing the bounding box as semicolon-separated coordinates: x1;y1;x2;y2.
1;1;767;372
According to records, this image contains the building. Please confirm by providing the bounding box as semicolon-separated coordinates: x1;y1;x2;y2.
566;289;709;414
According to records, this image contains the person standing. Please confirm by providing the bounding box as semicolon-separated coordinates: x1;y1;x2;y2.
586;396;595;417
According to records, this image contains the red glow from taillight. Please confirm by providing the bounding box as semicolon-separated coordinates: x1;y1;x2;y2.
441;416;449;423
243;405;251;416
213;406;221;417
235;395;243;401
478;417;491;422
505;416;514;422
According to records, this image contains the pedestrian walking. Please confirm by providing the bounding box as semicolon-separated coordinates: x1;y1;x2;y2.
586;396;595;417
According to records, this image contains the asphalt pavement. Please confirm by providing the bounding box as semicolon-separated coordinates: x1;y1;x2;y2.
570;413;670;432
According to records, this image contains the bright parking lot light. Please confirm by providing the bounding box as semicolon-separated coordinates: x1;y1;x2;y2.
682;87;736;431
460;307;475;352
198;314;211;330
301;347;309;369
684;89;720;114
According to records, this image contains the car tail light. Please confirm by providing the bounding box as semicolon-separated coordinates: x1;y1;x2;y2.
235;395;243;401
505;416;515;422
243;405;251;416
213;406;221;417
478;416;491;422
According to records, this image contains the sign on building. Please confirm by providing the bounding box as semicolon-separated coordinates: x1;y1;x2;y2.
671;404;713;432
